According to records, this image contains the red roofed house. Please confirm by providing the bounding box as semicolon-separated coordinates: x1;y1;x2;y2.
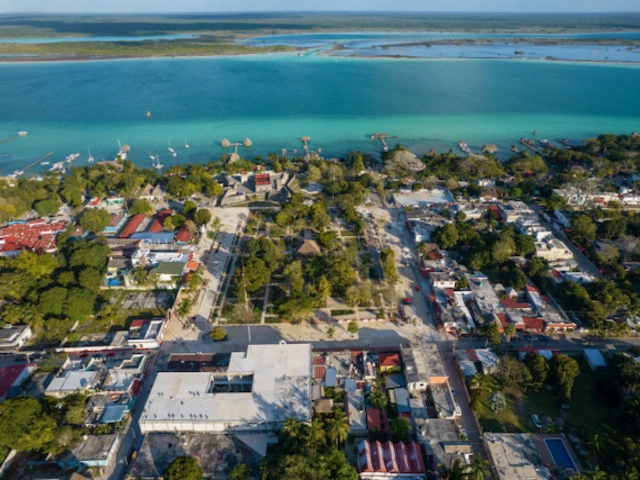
0;219;67;254
496;313;510;333
358;440;425;478
147;209;174;233
501;298;531;310
118;214;146;238
174;224;191;244
379;353;402;373
0;364;36;400
522;316;546;333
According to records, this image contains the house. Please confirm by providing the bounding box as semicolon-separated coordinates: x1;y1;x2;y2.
103;214;127;236
146;209;174;233
252;173;272;192
123;319;167;349
295;239;321;257
0;324;32;351
45;370;101;398
174;224;192;244
357;440;426;478
57;434;120;469
106;196;125;208
379;353;402;373
118;214;147;238
0;219;67;255
150;261;186;282
0;363;36;400
139;184;164;201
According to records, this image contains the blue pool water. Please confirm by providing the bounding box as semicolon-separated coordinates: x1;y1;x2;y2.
545;438;577;471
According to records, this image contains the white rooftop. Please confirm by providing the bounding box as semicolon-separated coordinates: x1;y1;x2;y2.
46;370;99;394
140;343;312;431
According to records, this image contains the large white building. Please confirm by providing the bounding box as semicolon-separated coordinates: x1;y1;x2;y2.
139;343;312;434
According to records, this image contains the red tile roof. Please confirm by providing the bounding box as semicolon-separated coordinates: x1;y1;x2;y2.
496;313;510;329
526;285;540;293
523;316;545;331
118;214;146;238
174;224;191;243
254;173;270;185
0;219;67;253
501;298;531;310
147;209;174;233
379;353;401;368
0;364;30;398
367;408;382;431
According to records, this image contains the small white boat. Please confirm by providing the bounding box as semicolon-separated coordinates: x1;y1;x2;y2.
65;152;80;164
172;152;177;158
168;141;175;154
41;161;50;165
17;131;28;136
149;154;156;161
87;149;94;163
154;155;163;170
185;139;190;149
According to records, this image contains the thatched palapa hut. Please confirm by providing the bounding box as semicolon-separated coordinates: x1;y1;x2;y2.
243;137;252;147
221;138;231;148
482;144;498;154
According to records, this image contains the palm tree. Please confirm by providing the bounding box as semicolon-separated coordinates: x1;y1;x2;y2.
327;409;351;446
441;459;467;480
132;265;149;285
466;456;491;480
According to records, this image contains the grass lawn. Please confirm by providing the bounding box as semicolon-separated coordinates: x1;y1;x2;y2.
475;359;619;439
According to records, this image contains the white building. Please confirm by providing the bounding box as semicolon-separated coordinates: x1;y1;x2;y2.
0;324;32;351
534;235;573;262
139;343;312;434
45;370;101;398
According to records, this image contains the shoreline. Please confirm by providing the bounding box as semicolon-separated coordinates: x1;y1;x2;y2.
1;49;640;66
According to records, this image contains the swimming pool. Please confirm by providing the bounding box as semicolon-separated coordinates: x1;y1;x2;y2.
545;438;577;471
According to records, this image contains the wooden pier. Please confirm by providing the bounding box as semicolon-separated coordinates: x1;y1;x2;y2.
23;152;53;174
519;137;543;154
370;132;397;152
0;135;21;145
301;136;311;157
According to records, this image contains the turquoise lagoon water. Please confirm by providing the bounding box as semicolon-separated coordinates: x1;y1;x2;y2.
0;54;639;175
0;34;201;44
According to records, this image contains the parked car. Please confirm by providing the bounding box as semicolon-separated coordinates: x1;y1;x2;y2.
402;297;413;305
415;285;421;292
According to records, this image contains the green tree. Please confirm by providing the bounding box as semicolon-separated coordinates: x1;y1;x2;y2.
326;409;351;445
347;320;359;335
550;354;580;401
283;260;305;295
484;321;502;350
183;200;198;217
204;180;224;198
571;214;597;241
79;208;111;233
504;323;516;342
229;463;251;480
177;297;193;317
492;236;516;264
39;286;68;317
63;287;96;322
34;198;60;217
15;251;58;280
390;417;411;442
514;234;536;257
380;247;398;284
128;198;153;215
316;275;332;307
369;390;389;409
0;397;57;453
441;459;467;480
237;257;271;293
210;326;227;342
78;267;104;293
63;393;87;425
434;223;459;249
524;352;550;391
328;257;356;296
193;209;212;226
467;455;491;480
132;266;149;285
165;456;203;480
318;231;339;250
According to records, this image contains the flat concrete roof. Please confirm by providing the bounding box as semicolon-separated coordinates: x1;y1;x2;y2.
141;343;312;431
61;434;118;462
484;433;551;480
46;370;99;394
418;418;470;468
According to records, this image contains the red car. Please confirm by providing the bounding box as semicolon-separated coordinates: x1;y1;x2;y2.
415;285;421;292
402;298;413;305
